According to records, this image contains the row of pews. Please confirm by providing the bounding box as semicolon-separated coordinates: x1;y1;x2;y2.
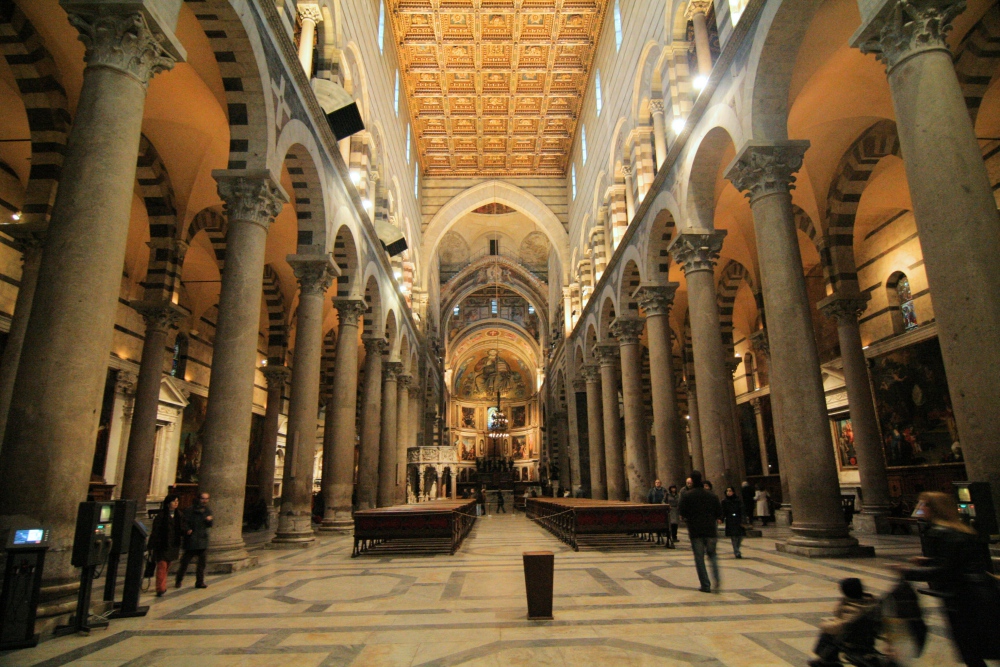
352;499;477;557
525;497;671;551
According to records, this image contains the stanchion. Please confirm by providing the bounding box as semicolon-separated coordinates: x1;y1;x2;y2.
522;551;553;620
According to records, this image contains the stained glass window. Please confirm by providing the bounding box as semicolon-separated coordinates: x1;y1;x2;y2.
897;275;917;331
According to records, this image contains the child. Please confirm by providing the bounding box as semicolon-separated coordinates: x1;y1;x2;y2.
809;578;881;667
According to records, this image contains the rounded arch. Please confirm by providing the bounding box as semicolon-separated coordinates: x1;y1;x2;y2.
384;309;398;357
332;221;361;297
262;264;289;364
631;41;663;122
618;258;643;314
716;259;754;354
584;320;599;359
608;116;630;178
274;122;329;251
597;293;618;341
419;180;570;288
341;42;370;124
683;124;739;231
362;272;383;337
185;207;228;269
645;207;678;284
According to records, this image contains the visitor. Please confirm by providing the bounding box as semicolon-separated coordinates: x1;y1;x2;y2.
148;494;184;597
808;577;881;667
476;487;486;516
496;491;506;513
680;477;695;500
176;491;213;590
678;470;722;593
721;486;745;558
666;485;681;543
893;492;1000;666
741;481;755;523
647;479;666;504
754;484;772;525
703;480;713;491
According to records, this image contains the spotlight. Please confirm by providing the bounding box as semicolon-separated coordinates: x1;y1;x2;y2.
11;212;20;221
363;199;373;211
671;117;686;134
261;359;268;366
350;170;361;185
693;75;708;91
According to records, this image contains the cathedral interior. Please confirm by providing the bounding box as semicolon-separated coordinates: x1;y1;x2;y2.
0;0;999;663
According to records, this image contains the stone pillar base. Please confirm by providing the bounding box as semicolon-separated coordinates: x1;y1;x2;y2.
776;536;874;558
207;541;258;574
269;536;316;549
774;506;792;526
852;511;892;535
318;518;353;533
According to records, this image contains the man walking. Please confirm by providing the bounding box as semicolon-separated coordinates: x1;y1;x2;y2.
678;470;722;593
176;491;213;589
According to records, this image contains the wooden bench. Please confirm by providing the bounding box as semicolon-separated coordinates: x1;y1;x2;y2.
525;498;671;551
352;500;477;557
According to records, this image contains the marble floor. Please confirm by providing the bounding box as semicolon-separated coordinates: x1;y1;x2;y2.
1;513;981;666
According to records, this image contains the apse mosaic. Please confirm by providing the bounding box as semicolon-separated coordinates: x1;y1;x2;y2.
454;348;530;399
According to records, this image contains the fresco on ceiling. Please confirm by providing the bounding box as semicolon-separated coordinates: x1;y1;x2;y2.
455;348;529;399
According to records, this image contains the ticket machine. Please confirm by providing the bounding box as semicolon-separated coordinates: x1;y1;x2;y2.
954;481;998;539
0;527;49;650
55;502;115;636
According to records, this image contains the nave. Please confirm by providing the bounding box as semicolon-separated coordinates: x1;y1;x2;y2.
3;517;967;667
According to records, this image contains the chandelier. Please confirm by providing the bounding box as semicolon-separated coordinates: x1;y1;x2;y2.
487;389;509;447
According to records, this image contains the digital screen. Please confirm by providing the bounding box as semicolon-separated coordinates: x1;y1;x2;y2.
99;504;113;522
13;529;44;545
957;487;971;502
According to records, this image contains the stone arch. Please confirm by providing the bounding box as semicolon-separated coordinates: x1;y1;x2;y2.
632;41;663;124
135;135;183;302
420;180;570;289
793;204;820;251
275;123;328;252
684;125;738;230
955;3;1000;123
332;221;360;297
716;259;753;355
597;293;617;341
585;321;599;359
185;207;228;270
0;1;70;225
363;273;382;337
644;207;678;284
384;309;398;358
262;264;288;364
321;328;338;401
342;42;371;125
618;258;643;315
193;0;272;170
608;116;631;178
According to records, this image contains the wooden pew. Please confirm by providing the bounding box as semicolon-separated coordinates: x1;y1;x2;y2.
352;500;477;557
525;497;670;550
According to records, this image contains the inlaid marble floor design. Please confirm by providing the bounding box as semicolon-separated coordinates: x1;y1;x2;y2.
1;513;978;667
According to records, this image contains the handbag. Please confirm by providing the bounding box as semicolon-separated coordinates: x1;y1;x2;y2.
143;552;156;579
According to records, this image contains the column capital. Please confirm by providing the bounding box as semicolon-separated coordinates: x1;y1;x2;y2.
750;397;762;413
633;282;679;317
383;361;403;381
131;299;186;334
725;141;810;202
572;378;586;393
288;254;338;296
115;369;138;395
609;316;645;345
818;290;871;325
408;383;421;398
363;335;389;356
580;363;601;383
667;230;726;274
850;0;965;73
749;329;770;359
333;297;367;326
298;3;323;23
262;364;291;387
726;357;742;377
621;163;632;177
593;342;620;366
648;98;666;114
397;374;412;388
62;4;183;86
685;0;713;19
213;169;288;231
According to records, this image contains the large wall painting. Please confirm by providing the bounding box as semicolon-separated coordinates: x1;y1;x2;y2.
455;348;529;399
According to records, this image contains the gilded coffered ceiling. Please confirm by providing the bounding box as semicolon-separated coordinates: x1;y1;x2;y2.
388;0;611;176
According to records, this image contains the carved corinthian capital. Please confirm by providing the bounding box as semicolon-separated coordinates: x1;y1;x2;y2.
288;254;338;296
610;316;645;345
383;361;403;382
818;290;871;325
749;329;770;359
725;141;810;203
262;365;291;388
667;230;726;275
850;0;965;73
66;10;177;85
213;170;288;231
685;0;713;19
580;363;601;383
397;374;412;389
298;4;323;24
633;282;679;318
333;298;368;327
593;343;620;366
132;300;186;334
363;335;389;357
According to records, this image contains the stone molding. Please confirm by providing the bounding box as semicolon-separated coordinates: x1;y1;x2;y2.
333;298;367;327
115;369;138;395
213;170;288;231
667;230;726;275
132;300;186;334
397;374;412;389
408;384;421;398
749;329;770;359
262;365;291;388
685;0;713;19
818;290;871;325
851;0;965;73
610;316;645;345
593;342;620;366
66;9;176;86
288;254;337;296
572;378;586;393
579;363;601;383
383;361;403;382
725;141;810;203
297;4;323;24
363;336;389;356
633;282;679;317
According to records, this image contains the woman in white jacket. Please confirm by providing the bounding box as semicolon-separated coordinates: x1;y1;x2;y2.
754;485;772;526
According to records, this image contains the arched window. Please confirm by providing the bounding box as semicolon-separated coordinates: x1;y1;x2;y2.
377;1;385;52
571;163;577;199
887;272;918;333
613;0;622;49
581;125;588;163
171;334;188;379
595;70;603;115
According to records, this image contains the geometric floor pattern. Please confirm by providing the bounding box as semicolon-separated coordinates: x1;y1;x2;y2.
2;513;976;666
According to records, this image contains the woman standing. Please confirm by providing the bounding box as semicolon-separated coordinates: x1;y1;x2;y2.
896;492;1000;666
666;485;681;543
754;485;772;526
148;494;184;597
722;487;746;558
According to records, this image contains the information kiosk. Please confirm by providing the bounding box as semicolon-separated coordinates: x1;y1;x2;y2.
0;527;50;650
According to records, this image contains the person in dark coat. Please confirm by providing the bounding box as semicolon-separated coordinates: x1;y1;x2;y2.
496;491;506;513
476;487;486;516
647;479;667;504
740;481;755;523
666;485;681;543
678;470;723;593
722;486;746;558
176;491;213;589
149;494;184;596
896;492;1000;666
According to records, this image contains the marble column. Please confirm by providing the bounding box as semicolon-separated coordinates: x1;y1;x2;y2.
356;336;387;510
562;287;574;336
635;284;686;488
724;359;747;483
377;361;401;507
685;380;704;473
750;398;770;475
668;231;736;493
320;298;366;530
610;316;651;502
727;142;858;555
0;232;43;451
297;4;321;77
566;378;584;495
819;291;892;533
594;343;626;500
852;0;1000;527
119;302;185;504
580;364;607;499
260;366;290;508
649;99;668;168
555;410;571;492
395;374;411;504
0;5;181;583
750;330;792;522
273;256;336;545
621;165;636;222
686;0;714;77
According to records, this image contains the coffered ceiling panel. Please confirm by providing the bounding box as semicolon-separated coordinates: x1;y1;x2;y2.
388;0;611;176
